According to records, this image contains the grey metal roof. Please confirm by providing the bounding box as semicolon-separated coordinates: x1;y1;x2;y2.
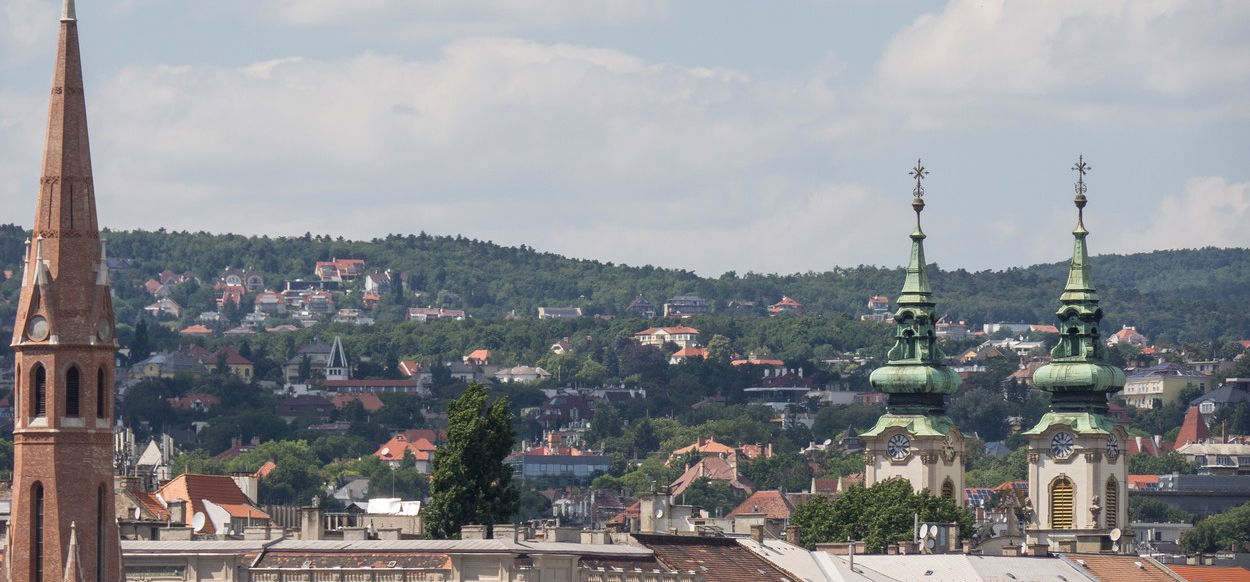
848;554;1091;582
270;539;652;557
122;540;273;553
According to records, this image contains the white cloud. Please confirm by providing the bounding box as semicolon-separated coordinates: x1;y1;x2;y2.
1;0;54;69
0;38;868;273
1115;177;1250;252
873;0;1250;127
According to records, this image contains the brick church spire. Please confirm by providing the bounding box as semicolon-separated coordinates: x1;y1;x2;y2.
9;0;123;580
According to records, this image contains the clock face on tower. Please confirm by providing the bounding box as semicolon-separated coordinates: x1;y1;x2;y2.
887;434;911;460
1106;434;1120;462
1050;432;1075;459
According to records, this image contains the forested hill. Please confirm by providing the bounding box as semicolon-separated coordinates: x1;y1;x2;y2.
0;224;1246;343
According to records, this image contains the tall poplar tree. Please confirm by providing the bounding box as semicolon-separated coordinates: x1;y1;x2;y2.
424;382;519;539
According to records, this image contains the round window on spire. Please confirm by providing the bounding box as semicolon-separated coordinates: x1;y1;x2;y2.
97;319;113;341
27;316;49;342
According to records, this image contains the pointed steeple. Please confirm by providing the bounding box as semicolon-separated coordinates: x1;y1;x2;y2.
13;0;114;347
1029;156;1125;415
326;336;349;380
63;521;83;582
867;160;960;416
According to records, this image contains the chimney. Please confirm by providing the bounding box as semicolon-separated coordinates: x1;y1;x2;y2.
230;472;259;504
785;525;800;545
300;506;324;541
750;524;765;543
167;500;187;525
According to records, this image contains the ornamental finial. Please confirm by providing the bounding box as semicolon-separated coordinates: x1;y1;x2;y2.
1072;155;1090;215
909;158;928;216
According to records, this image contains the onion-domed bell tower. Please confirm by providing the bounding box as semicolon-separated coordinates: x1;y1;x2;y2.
7;1;124;581
1024;157;1132;553
862;161;965;501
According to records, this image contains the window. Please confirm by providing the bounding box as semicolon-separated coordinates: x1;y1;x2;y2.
33;482;44;582
32;364;47;417
65;366;80;417
1105;477;1119;529
1200;402;1215;414
941;478;955;500
1051;477;1074;530
96;367;106;418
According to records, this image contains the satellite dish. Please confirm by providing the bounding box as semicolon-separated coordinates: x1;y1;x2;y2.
191;512;207;532
919;524;930;539
1109;528;1122;541
655;509;665;518
380;447;390;456
925;538;936;549
823;439;833;446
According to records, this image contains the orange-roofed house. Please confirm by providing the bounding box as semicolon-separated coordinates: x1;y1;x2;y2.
155;474;270;535
1074;555;1186;582
315;258;366;282
731;354;786;367
212;345;255;381
254;460;278;480
397;359;423;377
1128;474;1160;491
332;392;385;413
375;434;438;472
464;349;493;365
1108;324;1150;347
768;296;805;316
669;456;753;497
1174;406;1211;449
634;326;701;348
727;490;795;531
669;346;707;364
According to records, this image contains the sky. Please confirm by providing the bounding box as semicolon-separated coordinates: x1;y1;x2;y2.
1;0;1247;276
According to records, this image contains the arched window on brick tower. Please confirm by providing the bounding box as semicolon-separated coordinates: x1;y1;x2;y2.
96;366;106;418
1105;477;1119;529
66;366;81;417
1051;477;1074;530
32;481;44;582
32;364;47;418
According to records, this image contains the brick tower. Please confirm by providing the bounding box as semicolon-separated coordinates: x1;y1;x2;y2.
8;1;123;581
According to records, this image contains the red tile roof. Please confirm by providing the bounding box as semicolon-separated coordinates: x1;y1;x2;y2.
1128;474;1161;491
670;456;753;496
156;474;269;534
731;357;785;367
1175;405;1211;449
1070;555;1183;582
179;324;213;335
1167;564;1250;582
254;460;278;480
727;490;795;520
375;434;437;462
671;346;707;358
331;392;385;413
130;490;170;520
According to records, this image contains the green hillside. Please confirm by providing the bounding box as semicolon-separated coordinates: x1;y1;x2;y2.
0;224;1246;344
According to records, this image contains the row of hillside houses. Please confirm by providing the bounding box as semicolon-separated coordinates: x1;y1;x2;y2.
626;294;806;318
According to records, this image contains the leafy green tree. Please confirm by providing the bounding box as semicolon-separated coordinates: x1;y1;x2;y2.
741;452;812;492
680;478;745;517
705;334;733;363
1129;451;1200;475
424;383;519;539
358;453;430;500
1130;496;1193;523
791;478;973;552
1179;501;1250;553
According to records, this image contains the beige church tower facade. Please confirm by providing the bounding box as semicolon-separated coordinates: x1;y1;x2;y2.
1024;158;1132;553
862;161;965;501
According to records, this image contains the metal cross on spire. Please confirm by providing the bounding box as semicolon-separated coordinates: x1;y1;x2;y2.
1072;155;1091;196
910;158;929;198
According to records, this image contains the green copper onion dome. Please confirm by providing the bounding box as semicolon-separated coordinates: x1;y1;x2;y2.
1031;158;1125;414
868;164;961;416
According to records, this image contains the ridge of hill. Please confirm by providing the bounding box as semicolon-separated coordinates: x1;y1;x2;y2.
0;224;1246;343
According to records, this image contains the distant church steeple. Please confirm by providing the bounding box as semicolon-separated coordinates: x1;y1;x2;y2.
9;0;124;580
862;160;965;501
326;336;350;381
1024;156;1132;552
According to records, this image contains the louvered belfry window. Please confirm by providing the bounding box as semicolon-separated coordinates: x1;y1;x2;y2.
1051;477;1074;529
941;478;954;499
1105;477;1119;529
